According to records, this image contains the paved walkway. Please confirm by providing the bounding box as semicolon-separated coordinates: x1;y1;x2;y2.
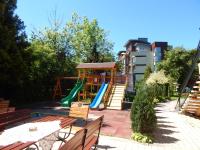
97;101;200;150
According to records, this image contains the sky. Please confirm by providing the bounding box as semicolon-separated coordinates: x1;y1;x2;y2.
16;0;200;53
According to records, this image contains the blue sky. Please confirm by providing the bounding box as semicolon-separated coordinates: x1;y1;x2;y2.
16;0;200;53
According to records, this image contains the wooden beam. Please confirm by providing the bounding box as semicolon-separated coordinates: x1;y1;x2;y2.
61;77;78;80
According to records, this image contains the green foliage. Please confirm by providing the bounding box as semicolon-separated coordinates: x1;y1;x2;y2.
82;98;92;104
143;65;152;80
131;132;153;143
146;70;170;85
0;0;30;101
125;92;134;102
64;13;114;63
115;61;124;73
157;47;197;85
145;70;171;101
0;7;114;105
131;83;157;133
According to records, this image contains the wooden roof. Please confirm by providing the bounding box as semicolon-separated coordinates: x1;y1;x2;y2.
76;62;116;69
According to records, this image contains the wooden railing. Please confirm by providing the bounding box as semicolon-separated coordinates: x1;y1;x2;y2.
114;75;127;84
103;81;113;107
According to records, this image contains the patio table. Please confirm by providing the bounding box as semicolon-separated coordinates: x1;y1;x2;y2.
0;115;76;150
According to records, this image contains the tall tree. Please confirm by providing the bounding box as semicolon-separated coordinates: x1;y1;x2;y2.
64;13;114;63
0;0;29;100
157;47;197;85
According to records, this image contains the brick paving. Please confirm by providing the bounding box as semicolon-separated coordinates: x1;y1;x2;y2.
89;109;131;138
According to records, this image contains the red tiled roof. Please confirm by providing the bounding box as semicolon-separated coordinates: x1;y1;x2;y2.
76;62;116;69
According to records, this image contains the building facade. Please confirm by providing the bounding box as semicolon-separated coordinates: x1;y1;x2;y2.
118;38;168;92
152;42;168;71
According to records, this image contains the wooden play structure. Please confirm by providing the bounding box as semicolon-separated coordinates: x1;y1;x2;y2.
53;62;127;109
76;62;116;106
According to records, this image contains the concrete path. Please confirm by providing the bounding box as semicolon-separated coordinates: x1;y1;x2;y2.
97;101;200;150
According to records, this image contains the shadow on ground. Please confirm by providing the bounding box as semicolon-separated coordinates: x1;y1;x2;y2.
153;107;179;144
96;145;116;149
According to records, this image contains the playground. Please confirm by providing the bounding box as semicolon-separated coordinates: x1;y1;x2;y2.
53;62;127;110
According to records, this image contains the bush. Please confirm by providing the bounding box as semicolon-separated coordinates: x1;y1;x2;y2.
131;132;153;143
125;92;134;102
146;70;171;102
131;83;157;134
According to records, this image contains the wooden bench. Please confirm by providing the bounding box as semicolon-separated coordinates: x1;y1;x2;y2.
59;116;103;150
0;109;32;131
83;115;104;150
0;141;35;150
0;99;15;114
59;128;87;150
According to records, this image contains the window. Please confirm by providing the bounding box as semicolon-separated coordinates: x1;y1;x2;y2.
132;56;136;63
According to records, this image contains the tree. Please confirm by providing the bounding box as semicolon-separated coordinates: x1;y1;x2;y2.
0;0;29;100
143;65;152;80
26;16;77;101
64;13;114;63
157;47;196;84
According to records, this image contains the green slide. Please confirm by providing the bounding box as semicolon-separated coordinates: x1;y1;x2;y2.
61;79;85;107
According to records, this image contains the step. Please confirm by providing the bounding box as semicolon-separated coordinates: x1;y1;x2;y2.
107;106;121;110
188;95;196;98
196;81;200;84
183;108;197;112
188;97;200;100
109;94;124;98
109;98;123;101
111;91;124;93
188;100;200;103
187;103;200;106
185;110;196;113
191;90;200;93
183;106;199;109
109;104;122;107
193;86;200;89
109;101;123;104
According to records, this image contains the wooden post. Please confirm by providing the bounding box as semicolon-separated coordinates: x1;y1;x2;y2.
111;69;114;84
52;77;62;100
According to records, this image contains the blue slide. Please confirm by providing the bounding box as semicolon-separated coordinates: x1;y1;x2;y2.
90;82;108;109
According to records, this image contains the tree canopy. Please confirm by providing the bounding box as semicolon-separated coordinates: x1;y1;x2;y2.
0;0;29;100
157;47;197;84
64;13;114;63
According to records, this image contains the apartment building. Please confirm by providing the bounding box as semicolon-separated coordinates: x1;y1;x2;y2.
118;38;168;92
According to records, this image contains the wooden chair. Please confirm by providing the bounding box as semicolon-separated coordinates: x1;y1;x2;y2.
83;115;104;150
69;102;89;125
58;102;89;146
59;128;87;150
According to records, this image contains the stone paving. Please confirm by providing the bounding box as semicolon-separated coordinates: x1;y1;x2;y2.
96;101;200;150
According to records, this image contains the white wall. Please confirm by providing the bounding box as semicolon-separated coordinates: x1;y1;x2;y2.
135;74;144;81
134;66;146;73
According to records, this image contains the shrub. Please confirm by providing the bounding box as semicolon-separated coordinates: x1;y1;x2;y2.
146;70;169;85
131;83;157;134
146;70;172;101
143;65;152;80
131;132;153;143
